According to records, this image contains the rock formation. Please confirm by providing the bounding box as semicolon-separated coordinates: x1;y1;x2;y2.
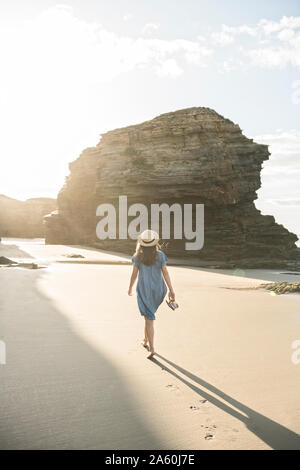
44;107;299;268
0;195;56;238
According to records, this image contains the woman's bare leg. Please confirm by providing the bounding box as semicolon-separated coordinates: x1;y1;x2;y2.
145;319;155;358
142;316;148;347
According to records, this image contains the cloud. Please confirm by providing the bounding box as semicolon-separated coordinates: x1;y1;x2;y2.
259;16;300;35
170;39;213;65
243;17;300;68
210;23;257;46
269;199;300;206
205;16;300;71
222;24;258;37
211;30;234;46
247;47;295;68
142;22;160;34
278;28;295;41
155;58;183;78
123;13;133;22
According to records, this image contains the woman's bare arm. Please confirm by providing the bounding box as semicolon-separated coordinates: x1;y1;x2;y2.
128;265;139;295
162;265;175;300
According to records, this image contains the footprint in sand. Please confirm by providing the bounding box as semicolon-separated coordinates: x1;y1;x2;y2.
189;399;208;411
203;424;217;440
166;384;179;390
165;384;181;396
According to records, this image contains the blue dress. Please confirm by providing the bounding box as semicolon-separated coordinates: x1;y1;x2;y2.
132;250;168;320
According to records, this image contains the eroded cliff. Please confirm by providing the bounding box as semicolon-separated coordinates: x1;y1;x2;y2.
0;195;57;238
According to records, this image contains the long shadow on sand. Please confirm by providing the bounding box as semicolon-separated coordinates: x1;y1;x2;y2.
151;354;300;450
0;267;162;450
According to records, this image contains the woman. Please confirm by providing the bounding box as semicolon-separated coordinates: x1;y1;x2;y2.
128;229;175;359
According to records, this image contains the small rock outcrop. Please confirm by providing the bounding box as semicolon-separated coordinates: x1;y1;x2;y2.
44;107;299;268
0;195;57;238
224;282;300;295
257;282;300;295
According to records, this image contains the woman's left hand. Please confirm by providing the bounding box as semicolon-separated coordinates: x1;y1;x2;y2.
168;291;176;302
128;289;133;296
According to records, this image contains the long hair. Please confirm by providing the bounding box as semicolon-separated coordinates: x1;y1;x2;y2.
135;243;160;266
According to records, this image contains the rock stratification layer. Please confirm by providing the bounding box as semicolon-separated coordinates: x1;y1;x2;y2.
44;107;299;267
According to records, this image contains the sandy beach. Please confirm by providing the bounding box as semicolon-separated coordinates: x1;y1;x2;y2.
0;239;300;450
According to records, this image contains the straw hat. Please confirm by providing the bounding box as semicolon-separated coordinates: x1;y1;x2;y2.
138;229;159;247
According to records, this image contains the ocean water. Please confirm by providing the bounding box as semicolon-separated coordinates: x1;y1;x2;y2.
0;237;45;245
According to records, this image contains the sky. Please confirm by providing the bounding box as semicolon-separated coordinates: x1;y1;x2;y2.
0;0;299;243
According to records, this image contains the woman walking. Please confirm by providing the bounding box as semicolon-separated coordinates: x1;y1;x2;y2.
128;229;176;359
